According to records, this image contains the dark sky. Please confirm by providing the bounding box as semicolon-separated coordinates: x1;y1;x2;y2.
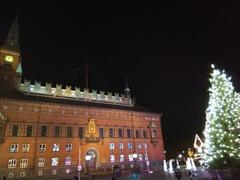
1;1;240;158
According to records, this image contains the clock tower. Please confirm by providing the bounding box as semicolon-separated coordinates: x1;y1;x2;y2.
0;13;22;91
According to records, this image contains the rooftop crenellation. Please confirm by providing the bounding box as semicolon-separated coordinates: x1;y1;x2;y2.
19;80;133;107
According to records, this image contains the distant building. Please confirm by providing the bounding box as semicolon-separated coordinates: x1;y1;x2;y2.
0;14;165;179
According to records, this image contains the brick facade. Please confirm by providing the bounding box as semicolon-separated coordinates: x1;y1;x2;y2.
0;99;165;179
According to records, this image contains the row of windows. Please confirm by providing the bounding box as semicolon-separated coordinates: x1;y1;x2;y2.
10;143;72;153
10;125;157;138
10;142;148;153
8;153;148;169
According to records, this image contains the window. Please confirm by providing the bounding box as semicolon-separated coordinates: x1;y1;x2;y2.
67;127;72;137
40;126;47;137
11;125;19;136
109;143;114;150
127;129;131;138
53;144;60;152
99;128;104;138
38;171;43;176
120;155;124;162
20;159;28;168
143;143;148;149
143;130;147;138
128;154;133;162
79;127;84;139
38;158;45;167
65;156;71;165
138;154;143;161
65;143;72;152
119;143;124;150
137;143;142;150
22;144;30;152
52;170;57;175
128;143;132;150
118;129;123;138
54;126;61;137
151;129;157;138
10;144;19;152
39;144;46;152
110;155;115;163
25;125;33;137
8;159;17;168
51;158;59;166
20;172;25;177
109;128;114;138
8;173;14;177
135;130;141;138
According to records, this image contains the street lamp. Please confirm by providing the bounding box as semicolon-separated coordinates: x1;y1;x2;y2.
132;153;138;168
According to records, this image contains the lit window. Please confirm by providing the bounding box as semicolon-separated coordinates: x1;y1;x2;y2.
38;158;45;167
8;159;17;168
52;170;57;175
138;154;143;161
120;155;124;162
11;125;19;136
110;155;115;162
20;159;28;168
20;172;25;177
65;156;71;165
119;143;124;150
151;129;157;138
53;144;60;152
25;125;33;137
8;173;14;177
109;143;114;150
39;144;46;152
137;143;142;150
10;144;19;152
22;144;30;152
38;171;43;176
128;143;132;150
66;169;71;174
143;143;148;149
128;154;133;162
51;158;59;166
65;144;72;152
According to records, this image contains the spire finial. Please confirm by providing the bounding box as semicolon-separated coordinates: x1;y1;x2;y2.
1;10;20;52
124;78;131;98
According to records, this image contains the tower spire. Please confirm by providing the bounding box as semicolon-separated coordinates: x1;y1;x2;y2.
1;11;20;52
124;78;131;98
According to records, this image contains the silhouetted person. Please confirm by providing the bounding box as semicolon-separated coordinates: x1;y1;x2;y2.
175;169;181;180
3;176;6;180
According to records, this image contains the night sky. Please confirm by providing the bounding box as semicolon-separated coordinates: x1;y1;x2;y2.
1;1;240;158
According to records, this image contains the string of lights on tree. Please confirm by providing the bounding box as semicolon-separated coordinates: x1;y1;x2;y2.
203;64;240;168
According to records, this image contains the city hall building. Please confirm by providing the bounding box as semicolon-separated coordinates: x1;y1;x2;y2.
0;15;165;179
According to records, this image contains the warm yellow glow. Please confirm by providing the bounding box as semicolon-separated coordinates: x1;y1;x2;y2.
5;55;14;62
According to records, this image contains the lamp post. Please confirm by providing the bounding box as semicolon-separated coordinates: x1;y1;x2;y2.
78;145;81;180
85;154;91;171
144;147;150;173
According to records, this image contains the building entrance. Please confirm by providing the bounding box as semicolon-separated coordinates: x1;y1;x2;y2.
85;150;97;169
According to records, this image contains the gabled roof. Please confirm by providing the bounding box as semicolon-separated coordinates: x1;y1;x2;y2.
148;122;158;128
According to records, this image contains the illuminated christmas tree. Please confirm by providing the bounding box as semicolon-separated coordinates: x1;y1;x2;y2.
203;65;240;168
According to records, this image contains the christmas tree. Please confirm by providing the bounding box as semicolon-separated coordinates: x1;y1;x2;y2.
203;65;240;168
